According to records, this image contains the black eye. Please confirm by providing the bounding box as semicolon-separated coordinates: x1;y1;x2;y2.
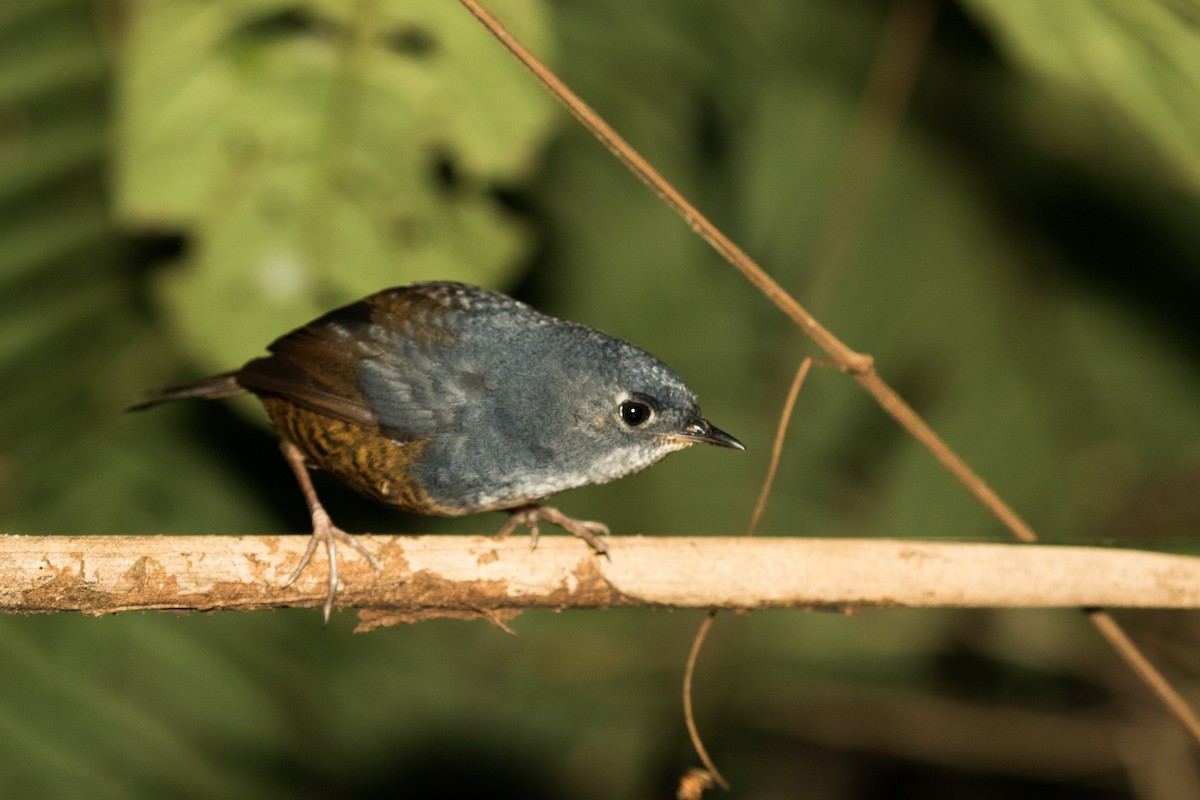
619;400;652;427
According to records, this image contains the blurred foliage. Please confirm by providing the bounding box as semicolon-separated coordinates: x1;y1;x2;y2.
964;0;1200;191
1;0;1199;798
118;0;556;372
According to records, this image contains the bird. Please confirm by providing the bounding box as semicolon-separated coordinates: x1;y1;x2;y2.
131;281;744;620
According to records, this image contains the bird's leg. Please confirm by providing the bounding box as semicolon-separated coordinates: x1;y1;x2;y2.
495;506;540;547
496;504;610;557
279;440;382;623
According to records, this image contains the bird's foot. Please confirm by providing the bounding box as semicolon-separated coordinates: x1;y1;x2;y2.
279;439;383;623
282;507;383;624
496;504;610;557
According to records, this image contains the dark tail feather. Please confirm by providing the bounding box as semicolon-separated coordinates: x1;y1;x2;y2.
127;372;246;412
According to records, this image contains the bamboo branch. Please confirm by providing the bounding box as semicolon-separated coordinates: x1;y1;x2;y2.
3;534;1197;629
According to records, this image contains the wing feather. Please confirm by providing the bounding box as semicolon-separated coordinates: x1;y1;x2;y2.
235;288;478;442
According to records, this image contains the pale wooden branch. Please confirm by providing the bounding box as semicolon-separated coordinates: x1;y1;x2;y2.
2;534;1196;630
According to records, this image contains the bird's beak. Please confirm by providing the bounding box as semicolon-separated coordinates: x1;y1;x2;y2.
678;417;745;450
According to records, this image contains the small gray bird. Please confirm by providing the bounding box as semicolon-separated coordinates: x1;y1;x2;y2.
132;281;744;619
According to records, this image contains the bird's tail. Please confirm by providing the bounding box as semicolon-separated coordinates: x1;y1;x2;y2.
127;372;246;412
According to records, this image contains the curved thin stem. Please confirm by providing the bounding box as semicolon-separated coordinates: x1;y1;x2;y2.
747;358;814;538
683;612;729;791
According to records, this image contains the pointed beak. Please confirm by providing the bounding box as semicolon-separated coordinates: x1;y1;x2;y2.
678;417;745;451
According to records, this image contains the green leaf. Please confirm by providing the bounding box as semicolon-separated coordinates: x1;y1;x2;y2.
116;0;558;372
962;0;1200;192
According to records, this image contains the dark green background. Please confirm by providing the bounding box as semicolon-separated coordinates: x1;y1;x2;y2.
2;0;1198;797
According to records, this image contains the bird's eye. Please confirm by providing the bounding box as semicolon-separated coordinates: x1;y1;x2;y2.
619;400;652;427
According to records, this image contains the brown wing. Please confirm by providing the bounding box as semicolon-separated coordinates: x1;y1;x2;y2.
235;298;386;430
234;287;467;440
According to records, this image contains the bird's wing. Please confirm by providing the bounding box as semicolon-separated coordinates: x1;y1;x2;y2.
235;288;483;442
236;315;378;428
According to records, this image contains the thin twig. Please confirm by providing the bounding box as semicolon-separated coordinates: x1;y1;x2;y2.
853;372;1038;542
747;358;814;538
682;612;729;790
453;0;1200;744
1087;609;1200;743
